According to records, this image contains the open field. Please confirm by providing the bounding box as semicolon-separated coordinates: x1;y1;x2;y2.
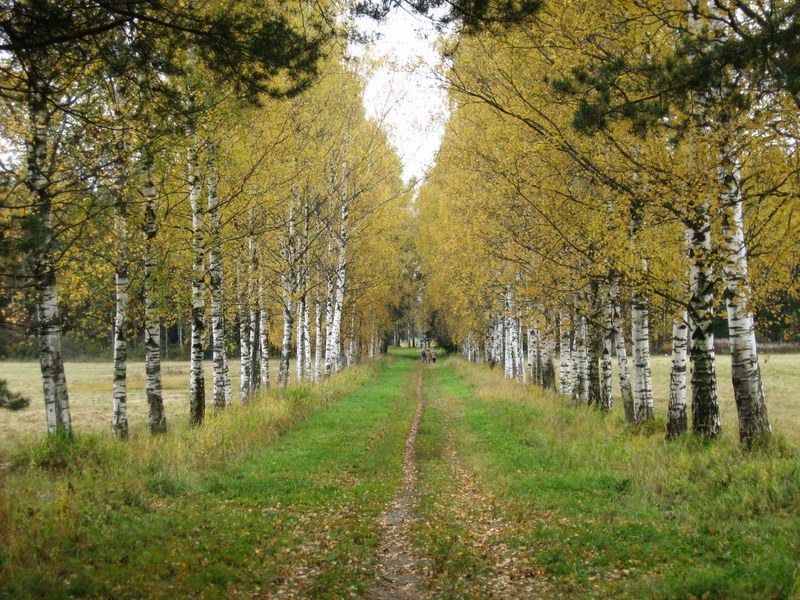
624;353;800;446
3;353;797;449
0;358;300;450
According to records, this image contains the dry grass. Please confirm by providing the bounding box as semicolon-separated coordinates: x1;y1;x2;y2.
639;353;800;445
473;353;800;445
0;358;303;450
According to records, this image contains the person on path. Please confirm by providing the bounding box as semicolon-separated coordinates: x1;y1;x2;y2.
431;348;437;363
420;349;426;363
425;348;432;364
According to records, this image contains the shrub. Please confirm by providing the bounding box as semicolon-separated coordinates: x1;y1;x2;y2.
0;379;30;411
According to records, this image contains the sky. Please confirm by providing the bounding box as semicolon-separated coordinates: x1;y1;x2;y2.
353;7;450;184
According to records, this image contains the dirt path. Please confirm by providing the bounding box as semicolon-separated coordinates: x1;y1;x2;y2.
367;368;429;600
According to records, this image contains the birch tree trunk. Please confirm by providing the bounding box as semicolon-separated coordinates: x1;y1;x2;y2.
111;83;129;438
314;297;323;382
238;266;251;402
503;295;514;379
600;302;614;412
542;319;557;391
683;0;721;438
249;306;260;394
279;298;294;387
719;148;771;446
258;280;270;390
667;311;689;440
687;202;721;439
303;297;312;381
558;312;573;397
532;323;544;385
188;133;205;426
142;155;166;433
631;290;654;423
279;202;296;386
112;195;129;437
325;202;348;376
609;282;635;423
572;314;588;405
296;295;306;382
248;230;260;394
587;318;602;407
518;320;526;384
27;81;71;435
207;142;231;409
526;327;536;384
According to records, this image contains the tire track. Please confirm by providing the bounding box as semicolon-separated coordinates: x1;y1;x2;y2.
367;367;428;600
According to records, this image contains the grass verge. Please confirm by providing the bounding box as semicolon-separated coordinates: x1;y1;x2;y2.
413;356;800;599
0;353;420;599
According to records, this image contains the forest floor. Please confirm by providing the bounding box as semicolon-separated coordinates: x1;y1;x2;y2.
1;350;799;599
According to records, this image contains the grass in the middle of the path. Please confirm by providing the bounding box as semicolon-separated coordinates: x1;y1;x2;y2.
1;354;420;600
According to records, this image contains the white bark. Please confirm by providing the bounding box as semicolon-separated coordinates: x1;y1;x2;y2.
111;101;129;438
609;282;634;423
325;201;348;376
558;311;573;397
687;204;721;438
279;200;297;387
303;296;312;380
207;142;231;409
188;133;205;426
249;307;259;393
600;300;614;412
667;311;689;440
526;327;535;383
142;156;166;433
314;298;323;382
572;314;589;404
258;281;270;390
686;0;721;439
238;266;251;403
248;232;260;395
26;80;71;435
517;320;526;384
631;290;654;422
346;315;356;367
541;316;557;391
279;299;294;387
719;148;771;446
296;295;306;382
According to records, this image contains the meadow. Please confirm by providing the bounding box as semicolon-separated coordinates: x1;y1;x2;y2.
1;353;798;449
0;350;798;599
1;358;285;449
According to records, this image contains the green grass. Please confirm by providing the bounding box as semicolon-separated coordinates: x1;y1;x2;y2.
3;350;798;599
413;357;800;599
0;353;421;599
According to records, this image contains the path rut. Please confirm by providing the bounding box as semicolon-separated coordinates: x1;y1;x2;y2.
367;368;429;600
